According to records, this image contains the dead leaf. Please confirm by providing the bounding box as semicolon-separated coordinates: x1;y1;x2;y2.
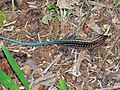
83;25;91;35
33;72;59;90
0;0;11;8
112;14;119;24
106;0;114;5
57;0;73;9
19;1;29;11
87;22;101;34
24;58;38;70
1;60;12;76
38;85;45;90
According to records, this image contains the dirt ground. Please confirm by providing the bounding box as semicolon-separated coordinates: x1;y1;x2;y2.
0;0;120;90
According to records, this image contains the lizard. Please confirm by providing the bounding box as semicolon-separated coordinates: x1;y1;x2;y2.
0;34;108;49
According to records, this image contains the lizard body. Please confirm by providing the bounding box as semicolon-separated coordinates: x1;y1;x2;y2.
0;35;108;49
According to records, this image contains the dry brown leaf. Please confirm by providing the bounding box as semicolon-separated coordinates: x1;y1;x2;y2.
106;0;114;4
19;1;29;11
1;60;12;76
0;0;11;8
38;85;46;90
83;25;91;35
112;15;119;24
57;0;73;9
33;72;58;89
87;22;101;34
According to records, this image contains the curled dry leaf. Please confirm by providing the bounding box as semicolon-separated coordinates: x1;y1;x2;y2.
83;25;91;35
38;85;45;90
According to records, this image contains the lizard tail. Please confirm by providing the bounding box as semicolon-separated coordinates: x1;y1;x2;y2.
0;36;63;46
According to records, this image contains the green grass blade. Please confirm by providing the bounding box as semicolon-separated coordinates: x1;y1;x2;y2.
2;46;29;90
0;69;20;90
58;79;67;90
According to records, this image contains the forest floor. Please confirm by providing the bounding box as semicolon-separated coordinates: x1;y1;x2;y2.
0;0;120;90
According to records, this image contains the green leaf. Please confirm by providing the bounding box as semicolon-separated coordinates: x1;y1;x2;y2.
53;5;59;12
58;79;67;90
0;11;6;26
55;16;61;21
2;46;29;90
115;56;120;60
114;0;119;6
47;4;54;10
0;69;20;90
42;14;53;24
47;4;59;12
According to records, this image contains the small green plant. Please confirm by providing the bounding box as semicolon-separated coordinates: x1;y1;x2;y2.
42;4;61;25
58;79;67;90
114;0;119;6
47;4;59;12
0;11;6;26
42;14;53;24
0;69;20;90
0;46;29;90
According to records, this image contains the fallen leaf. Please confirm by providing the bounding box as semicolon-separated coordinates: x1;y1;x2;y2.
42;14;52;24
87;22;101;34
33;72;58;89
38;85;45;90
1;60;12;76
57;0;73;9
112;15;119;24
19;1;29;11
83;25;91;35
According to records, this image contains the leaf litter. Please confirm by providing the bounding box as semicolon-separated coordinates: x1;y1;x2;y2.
0;0;120;89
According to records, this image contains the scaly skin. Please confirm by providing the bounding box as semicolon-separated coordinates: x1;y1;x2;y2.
0;35;108;49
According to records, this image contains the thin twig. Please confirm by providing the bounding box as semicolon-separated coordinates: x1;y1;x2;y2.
98;9;120;72
12;0;15;11
42;53;63;74
72;50;86;77
99;35;120;72
76;50;86;74
76;6;92;35
101;85;120;90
